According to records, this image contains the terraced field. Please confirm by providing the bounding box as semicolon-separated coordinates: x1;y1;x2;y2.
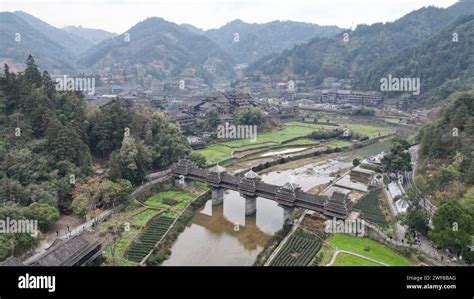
197;122;392;164
353;190;388;228
270;229;327;266
197;124;324;164
125;216;175;263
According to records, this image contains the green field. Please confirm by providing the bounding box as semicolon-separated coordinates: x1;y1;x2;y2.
197;122;391;164
327;234;411;266
197;124;320;164
333;253;383;266
131;209;160;227
324;139;352;147
144;191;196;211
346;124;391;137
286;139;320;146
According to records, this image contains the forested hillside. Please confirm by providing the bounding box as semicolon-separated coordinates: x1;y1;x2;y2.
0;12;78;73
356;15;474;106
63;25;116;45
245;0;474;107
0;56;192;260
79;17;237;84
204;20;341;65
414;89;474;255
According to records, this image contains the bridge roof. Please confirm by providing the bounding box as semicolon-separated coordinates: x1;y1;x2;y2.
172;161;350;219
0;256;24;266
209;164;227;173
27;233;100;266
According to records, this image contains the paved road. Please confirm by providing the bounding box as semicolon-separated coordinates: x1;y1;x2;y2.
326;249;388;266
22;208;115;265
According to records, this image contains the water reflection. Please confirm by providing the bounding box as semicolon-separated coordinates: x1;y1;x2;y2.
163;160;350;266
162;190;282;266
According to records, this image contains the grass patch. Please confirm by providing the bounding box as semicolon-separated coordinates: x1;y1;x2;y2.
324;139;352;147
286;139;321;146
327;234;411;266
333;253;383;266
346;124;391;138
131;209;160;227
144;191;195;211
196;144;233;164
193;182;209;192
122;199;142;212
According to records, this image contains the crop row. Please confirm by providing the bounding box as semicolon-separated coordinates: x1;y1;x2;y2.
125;215;175;262
353;191;388;228
270;229;326;266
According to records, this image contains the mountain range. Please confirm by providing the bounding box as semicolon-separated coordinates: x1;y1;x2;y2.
0;12;341;84
245;0;474;106
0;1;473;106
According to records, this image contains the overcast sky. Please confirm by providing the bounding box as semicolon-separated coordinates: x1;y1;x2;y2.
1;0;459;33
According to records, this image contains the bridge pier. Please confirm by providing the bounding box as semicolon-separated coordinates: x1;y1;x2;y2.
211;187;224;206
174;176;188;191
244;196;257;216
282;206;294;224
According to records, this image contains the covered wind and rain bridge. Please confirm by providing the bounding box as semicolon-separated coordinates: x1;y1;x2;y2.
171;159;352;220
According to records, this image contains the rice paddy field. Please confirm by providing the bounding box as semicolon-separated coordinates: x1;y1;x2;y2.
197;122;392;164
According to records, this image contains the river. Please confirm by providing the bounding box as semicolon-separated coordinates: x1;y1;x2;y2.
162;159;351;266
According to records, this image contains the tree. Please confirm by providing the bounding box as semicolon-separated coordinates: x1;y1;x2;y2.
110;136;148;185
70;195;91;219
89;103;131;156
24;55;42;87
382;140;412;173
45;117;92;167
404;206;429;235
99;179;133;206
461;191;474;218
42;71;55;99
188;152;207;167
429;200;474;255
205;109;219;130
352;158;360;167
234;107;264;126
23;202;59;231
